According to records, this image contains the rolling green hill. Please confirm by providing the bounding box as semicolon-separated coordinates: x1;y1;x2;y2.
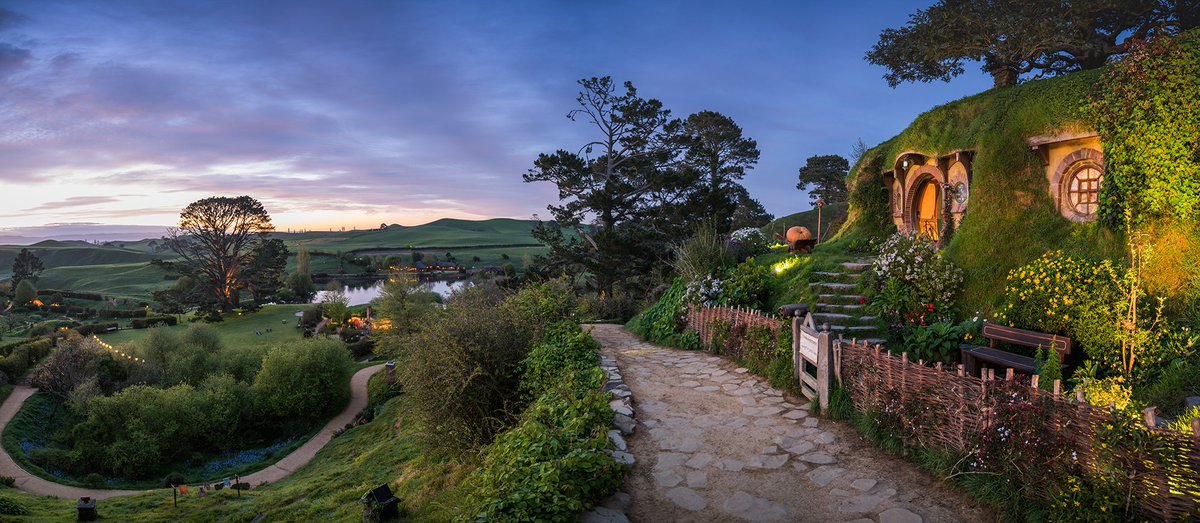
274;218;545;252
761;202;849;243
0;242;166;280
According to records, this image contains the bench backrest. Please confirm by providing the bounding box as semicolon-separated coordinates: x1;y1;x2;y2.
981;323;1071;357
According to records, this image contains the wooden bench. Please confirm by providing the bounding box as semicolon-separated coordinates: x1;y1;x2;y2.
960;323;1071;376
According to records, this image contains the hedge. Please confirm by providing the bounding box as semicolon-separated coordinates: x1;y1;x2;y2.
76;323;119;336
130;316;177;329
36;290;104;301
98;309;148;319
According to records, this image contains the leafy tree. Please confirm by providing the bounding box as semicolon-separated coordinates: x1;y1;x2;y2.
164;196;274;313
796;154;850;204
30;334;106;400
243;238;288;304
672;111;761;233
285;271;316;302
13;279;36;305
11;248;44;285
252;339;352;421
729;188;774;230
296;244;311;275
866;0;1190;88
524;77;683;295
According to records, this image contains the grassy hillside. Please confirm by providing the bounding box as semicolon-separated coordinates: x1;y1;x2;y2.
833;69;1124;314
36;262;173;302
97;304;308;348
276;218;545;252
0;242;165;281
761;202;849;243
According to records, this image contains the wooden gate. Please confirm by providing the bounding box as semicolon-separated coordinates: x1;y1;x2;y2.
793;312;832;412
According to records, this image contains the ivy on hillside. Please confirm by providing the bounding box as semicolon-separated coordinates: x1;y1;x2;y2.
1093;29;1200;228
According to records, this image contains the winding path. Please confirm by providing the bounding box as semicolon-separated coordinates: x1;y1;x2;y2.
589;325;991;523
0;364;385;500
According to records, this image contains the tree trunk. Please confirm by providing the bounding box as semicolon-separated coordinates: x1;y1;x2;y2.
990;67;1018;88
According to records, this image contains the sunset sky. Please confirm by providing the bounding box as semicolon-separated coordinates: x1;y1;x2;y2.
0;1;991;234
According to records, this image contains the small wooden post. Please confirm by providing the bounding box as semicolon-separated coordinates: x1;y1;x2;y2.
1076;390;1086;403
935;362;943;372
1031;375;1039;389
1191;419;1200;441
1143;407;1157;428
1052;379;1061;397
173;486;177;507
956;364;964;377
1005;368;1014;381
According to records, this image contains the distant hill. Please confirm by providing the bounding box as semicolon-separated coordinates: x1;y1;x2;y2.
0;243;166;281
761;202;849;242
274;218;547;253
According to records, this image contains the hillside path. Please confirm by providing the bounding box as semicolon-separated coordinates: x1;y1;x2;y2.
589;325;991;523
0;364;385;500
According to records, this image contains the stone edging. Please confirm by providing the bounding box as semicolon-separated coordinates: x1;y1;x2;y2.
578;353;635;523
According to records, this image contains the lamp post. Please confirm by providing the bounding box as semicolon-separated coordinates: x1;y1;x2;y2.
815;198;826;243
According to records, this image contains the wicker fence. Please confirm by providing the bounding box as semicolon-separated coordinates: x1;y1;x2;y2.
837;341;1200;521
685;305;781;348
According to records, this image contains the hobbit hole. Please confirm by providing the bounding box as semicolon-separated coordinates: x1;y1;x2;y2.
1030;131;1105;222
886;151;973;242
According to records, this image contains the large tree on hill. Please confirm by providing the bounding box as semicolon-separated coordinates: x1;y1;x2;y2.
524;77;683;295
867;0;1191;88
11;248;44;285
797;154;850;204
729;189;774;230
672;111;762;233
165;196;274;313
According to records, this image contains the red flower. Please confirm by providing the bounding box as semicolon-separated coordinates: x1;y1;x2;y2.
859;297;866;304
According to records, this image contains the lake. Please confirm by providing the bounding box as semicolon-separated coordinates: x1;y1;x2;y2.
312;278;469;306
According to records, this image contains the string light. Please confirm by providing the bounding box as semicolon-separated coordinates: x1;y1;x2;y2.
91;336;146;364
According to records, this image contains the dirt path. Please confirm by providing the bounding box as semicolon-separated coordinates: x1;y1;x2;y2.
589;325;991;523
0;364;385;500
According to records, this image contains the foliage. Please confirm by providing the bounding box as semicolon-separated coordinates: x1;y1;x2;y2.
719;259;772;310
796;154;849;204
1035;347;1064;391
284;271;316;302
728;227;768;260
575;290;639;323
398;285;537;454
164;195;274;313
252;338;353;422
10;248;44;286
902;320;976;364
673;220;734;283
243;238;289;305
870;233;963;340
1093;29;1200;227
371;278;439;338
1074;376;1135;411
12;279;36;306
672;110;762;233
520;323;601;400
465;367;622;522
867;0;1186;88
626;279;688;346
729;190;774;230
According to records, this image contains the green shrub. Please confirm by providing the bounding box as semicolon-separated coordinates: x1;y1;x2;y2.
75;323;118;336
520;323;601;400
366;373;402;412
902;321;975;364
466;368;622;522
721;259;772;310
130;316;177;329
0;496;27;516
627;279;687;345
576;291;639;322
84;473;105;488
0;476;13;488
400;285;537;454
253;339;353;421
504;279;578;336
870;234;963;337
72;384;201;478
673;221;734;283
30;448;79;475
163;472;185;488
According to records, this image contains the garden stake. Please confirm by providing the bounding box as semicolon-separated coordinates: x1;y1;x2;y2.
1005;368;1013;381
1076;390;1085;403
1052;379;1060;397
1031;375;1039;389
1192;419;1200;442
1143;407;1157;428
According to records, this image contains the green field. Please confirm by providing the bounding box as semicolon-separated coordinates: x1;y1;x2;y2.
97;305;309;350
2;218;549;303
761;202;850;243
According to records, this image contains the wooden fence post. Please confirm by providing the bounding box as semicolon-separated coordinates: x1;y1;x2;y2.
1031;375;1039;390
1143;407;1157;428
1052;379;1061;398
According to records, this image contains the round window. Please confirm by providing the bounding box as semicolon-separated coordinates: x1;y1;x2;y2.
1063;162;1103;217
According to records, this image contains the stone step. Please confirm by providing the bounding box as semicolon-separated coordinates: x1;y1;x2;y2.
824;324;881;334
808;282;858;292
815;302;866;313
816;294;867;305
813;313;880;325
840;262;872;273
837;337;888;347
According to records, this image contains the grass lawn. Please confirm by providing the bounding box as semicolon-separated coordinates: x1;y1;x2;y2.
0;397;472;522
97;305;308;350
36;262;172;303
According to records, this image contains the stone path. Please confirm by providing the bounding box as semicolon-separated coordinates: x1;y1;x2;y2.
589;325;990;523
0;364;385;500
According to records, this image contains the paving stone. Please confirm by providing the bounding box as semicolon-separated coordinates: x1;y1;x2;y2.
738;396;759;406
711;369;728;377
678;439;704;453
850;478;877;492
723;383;741;392
579;506;630;523
735;367;749;373
753;418;777;427
799;452;837;465
829;488;852;497
846;519;874;523
654;452;688;471
642;419;658;428
730;388;754;396
666;487;708;511
786;442;816;455
760;454;789;469
727;417;749;428
695;385;720;392
722;491;789;522
770;426;788;435
806;466;845;487
761;445;779;454
719;458;745;472
711;375;735;383
678;381;701;388
654;469;683;488
782;410;807;420
760;396;784;405
792;462;810;473
803;418;820;427
816;431;836;444
686;453;714;469
879;507;923;523
835;493;886;513
607;430;627;451
686;470;708;489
